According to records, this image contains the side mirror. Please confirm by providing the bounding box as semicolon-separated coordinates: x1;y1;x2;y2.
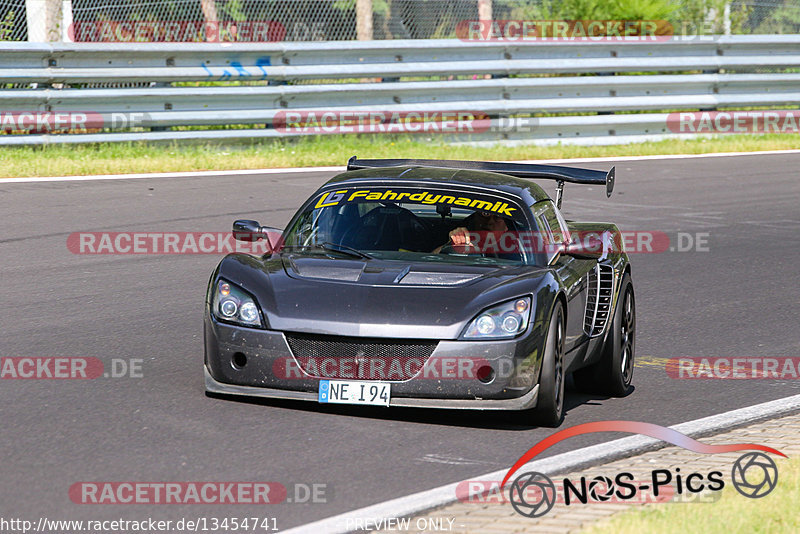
561;234;608;260
233;220;265;242
232;220;281;251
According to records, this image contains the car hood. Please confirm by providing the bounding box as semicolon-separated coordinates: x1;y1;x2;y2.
217;253;551;339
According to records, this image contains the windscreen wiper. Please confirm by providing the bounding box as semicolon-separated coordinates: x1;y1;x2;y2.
319;242;374;259
282;242;374;259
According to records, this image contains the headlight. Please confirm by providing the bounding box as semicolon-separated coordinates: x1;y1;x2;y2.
212;279;264;328
462;297;532;339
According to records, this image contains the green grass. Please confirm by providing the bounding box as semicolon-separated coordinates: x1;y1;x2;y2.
584;455;800;534
1;133;799;178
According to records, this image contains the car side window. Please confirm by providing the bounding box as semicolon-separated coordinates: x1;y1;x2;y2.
537;201;569;244
532;203;554;246
550;202;572;243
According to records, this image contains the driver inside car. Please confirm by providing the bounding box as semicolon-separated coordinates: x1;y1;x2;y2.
432;210;509;254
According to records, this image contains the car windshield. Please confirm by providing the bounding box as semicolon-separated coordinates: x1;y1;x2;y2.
281;186;537;266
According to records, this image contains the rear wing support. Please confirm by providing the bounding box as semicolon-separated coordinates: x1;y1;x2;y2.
554;180;565;209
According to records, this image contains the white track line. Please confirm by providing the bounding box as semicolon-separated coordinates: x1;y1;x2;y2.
283;393;800;534
0;165;346;184
516;147;800;165
3;149;800;184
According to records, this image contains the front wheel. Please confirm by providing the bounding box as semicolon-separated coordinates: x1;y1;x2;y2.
531;300;566;427
574;273;635;397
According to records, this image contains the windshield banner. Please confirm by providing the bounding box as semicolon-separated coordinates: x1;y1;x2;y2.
314;188;518;217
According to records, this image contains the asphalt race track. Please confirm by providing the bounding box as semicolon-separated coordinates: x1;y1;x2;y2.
2;153;799;530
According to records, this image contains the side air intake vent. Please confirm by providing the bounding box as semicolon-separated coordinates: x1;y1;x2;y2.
584;264;615;337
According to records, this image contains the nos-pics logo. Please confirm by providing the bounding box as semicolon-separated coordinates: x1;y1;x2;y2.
502;421;783;518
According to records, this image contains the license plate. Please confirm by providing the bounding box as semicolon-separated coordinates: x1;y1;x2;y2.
318;380;390;406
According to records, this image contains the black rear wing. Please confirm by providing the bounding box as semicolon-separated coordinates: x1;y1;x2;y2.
347;157;615;206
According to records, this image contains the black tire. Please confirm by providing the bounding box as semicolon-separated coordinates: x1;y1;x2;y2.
573;273;635;397
531;300;566;427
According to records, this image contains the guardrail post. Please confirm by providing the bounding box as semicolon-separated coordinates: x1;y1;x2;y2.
201;0;218;42
61;0;72;42
478;0;492;22
357;0;373;40
723;3;731;35
25;0;60;41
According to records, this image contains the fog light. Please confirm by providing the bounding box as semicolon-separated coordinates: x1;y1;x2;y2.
477;365;495;384
232;352;247;369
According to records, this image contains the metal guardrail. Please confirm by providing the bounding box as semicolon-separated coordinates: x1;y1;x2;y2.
2;35;800;146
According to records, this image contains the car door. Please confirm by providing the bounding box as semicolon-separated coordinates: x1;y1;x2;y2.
532;200;595;352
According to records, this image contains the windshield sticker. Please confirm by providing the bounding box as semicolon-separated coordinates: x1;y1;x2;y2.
314;188;517;216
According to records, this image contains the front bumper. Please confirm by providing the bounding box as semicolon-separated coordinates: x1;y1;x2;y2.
204;316;545;411
205;366;538;410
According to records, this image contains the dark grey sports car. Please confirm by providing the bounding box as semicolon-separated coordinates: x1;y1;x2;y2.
204;158;635;426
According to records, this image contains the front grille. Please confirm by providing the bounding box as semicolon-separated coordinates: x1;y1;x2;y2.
284;333;438;381
584;264;615;337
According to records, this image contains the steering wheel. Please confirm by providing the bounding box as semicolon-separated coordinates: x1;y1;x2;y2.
439;241;482;255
